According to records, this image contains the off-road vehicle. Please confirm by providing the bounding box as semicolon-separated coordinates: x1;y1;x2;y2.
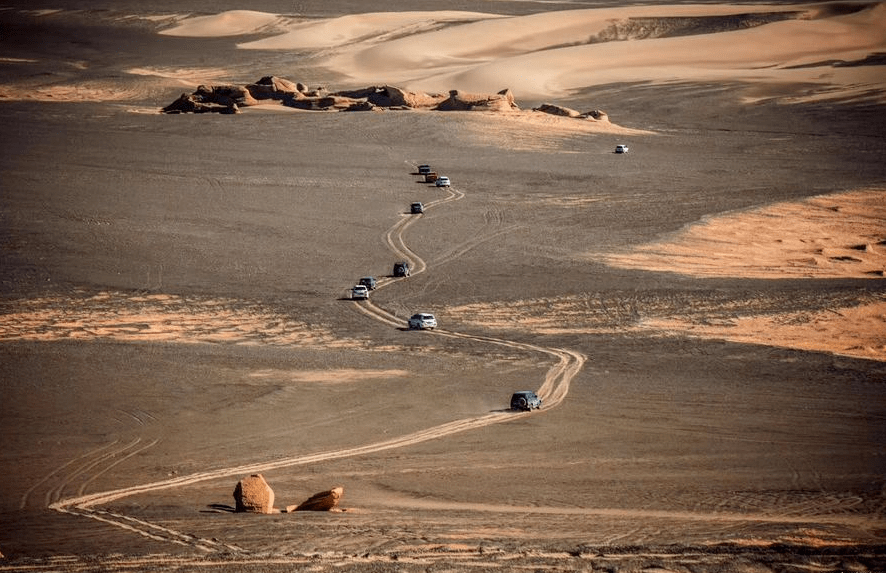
510;391;542;411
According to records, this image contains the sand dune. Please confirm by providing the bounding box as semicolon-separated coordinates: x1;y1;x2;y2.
602;189;886;279
237;11;503;51
158;4;886;101
158;10;289;37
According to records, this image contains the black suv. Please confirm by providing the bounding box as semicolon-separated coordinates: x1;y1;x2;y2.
393;262;410;277
410;202;424;214
358;276;377;290
510;391;542;411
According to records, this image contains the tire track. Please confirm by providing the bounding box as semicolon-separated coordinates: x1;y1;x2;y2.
20;441;120;510
48;164;586;553
45;438;145;507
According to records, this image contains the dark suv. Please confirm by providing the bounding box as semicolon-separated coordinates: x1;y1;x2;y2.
410;202;424;214
393;262;410;277
358;276;377;290
510;391;542;411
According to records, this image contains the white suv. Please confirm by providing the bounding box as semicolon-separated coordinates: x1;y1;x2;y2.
435;176;451;187
408;313;437;330
351;285;369;300
615;144;629;154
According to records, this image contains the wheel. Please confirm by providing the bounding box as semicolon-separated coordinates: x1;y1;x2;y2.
517;397;528;410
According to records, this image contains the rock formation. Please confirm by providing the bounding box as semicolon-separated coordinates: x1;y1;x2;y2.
233;474;275;514
246;75;300;100
288;486;344;512
436;88;518;112
162;83;256;114
162;77;520;114
161;77;612;122
534;103;581;117
533;103;609;121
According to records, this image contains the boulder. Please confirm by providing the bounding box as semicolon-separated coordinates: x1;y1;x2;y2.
194;84;258;107
381;85;447;108
344;101;377;112
534;103;582;118
582;109;609;121
233;474;275;514
332;85;448;109
246;76;300;100
289;486;343;512
162;93;233;114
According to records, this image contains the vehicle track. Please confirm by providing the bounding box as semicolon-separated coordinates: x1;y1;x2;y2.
48;164;586;553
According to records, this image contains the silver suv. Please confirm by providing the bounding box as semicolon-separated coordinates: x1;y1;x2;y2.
408;313;437;330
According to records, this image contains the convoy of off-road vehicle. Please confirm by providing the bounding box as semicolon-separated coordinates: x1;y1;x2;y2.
346;163;552;411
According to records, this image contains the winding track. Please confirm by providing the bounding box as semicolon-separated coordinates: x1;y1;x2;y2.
48;164;586;552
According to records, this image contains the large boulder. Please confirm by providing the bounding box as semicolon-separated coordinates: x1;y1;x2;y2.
380;85;447;109
582;109;609;121
246;76;301;100
194;84;258;107
289;486;344;512
233;474;275;514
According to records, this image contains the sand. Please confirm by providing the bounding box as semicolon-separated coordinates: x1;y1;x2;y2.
1;2;885;572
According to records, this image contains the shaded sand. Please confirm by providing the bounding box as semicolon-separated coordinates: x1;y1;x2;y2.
602;189;886;279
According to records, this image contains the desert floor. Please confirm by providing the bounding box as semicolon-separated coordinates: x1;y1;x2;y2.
1;2;885;572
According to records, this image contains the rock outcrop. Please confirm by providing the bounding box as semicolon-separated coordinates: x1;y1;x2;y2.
288;486;344;512
162;77;611;123
163;77;519;114
162;83;256;114
233;474;275;514
436;88;518;112
534;103;609;121
534;103;582;118
246;75;300;100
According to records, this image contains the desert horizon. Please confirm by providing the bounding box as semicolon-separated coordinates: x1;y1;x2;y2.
1;2;885;572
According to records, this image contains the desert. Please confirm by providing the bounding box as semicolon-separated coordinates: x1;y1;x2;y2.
1;1;885;572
